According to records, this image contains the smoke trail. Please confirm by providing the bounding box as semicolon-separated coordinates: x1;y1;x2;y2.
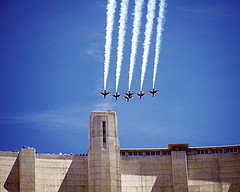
116;0;129;92
104;0;117;90
140;0;156;91
153;0;166;88
128;0;144;91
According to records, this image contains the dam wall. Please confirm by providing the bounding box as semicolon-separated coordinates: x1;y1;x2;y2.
0;145;239;192
120;145;240;192
0;149;88;192
0;112;239;192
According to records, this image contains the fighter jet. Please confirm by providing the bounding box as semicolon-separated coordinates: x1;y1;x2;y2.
111;92;121;101
135;91;147;99
123;95;134;102
148;88;159;97
99;90;111;98
124;91;134;98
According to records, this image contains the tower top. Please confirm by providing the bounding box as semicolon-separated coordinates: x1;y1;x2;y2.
91;111;116;116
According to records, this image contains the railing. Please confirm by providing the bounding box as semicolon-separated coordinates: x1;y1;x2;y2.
120;145;240;157
120;150;171;157
187;146;240;155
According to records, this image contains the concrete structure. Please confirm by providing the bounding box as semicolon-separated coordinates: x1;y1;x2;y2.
0;111;239;192
88;111;121;192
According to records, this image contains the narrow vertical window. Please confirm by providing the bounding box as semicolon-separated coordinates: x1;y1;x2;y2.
102;121;106;149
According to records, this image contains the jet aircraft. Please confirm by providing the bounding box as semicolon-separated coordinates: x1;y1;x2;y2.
136;91;147;99
99;90;111;98
148;88;159;97
123;95;133;102
111;92;121;101
124;91;134;98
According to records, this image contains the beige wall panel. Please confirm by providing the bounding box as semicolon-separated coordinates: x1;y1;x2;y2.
121;156;173;191
188;153;240;192
0;153;19;192
35;156;88;192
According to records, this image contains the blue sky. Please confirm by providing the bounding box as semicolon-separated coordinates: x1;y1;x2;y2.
0;0;240;154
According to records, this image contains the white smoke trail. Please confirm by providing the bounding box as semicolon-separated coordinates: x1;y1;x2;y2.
116;0;129;92
104;0;117;90
128;0;144;91
153;0;166;88
140;0;156;91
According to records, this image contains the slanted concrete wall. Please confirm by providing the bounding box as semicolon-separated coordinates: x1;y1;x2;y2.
35;154;88;192
188;153;240;192
0;151;19;192
0;149;88;192
1;112;240;192
120;156;173;192
1;148;239;192
120;147;240;192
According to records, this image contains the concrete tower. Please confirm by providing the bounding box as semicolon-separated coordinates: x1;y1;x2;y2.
88;111;121;192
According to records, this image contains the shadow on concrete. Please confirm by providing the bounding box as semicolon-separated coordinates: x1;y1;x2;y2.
121;154;240;192
151;175;174;192
4;155;19;192
187;154;240;192
228;184;240;191
58;156;88;192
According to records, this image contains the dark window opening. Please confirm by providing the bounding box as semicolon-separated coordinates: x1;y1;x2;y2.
187;151;193;155
226;148;238;153
103;130;106;139
102;121;106;149
163;151;171;156
196;150;209;155
120;152;126;156
146;151;150;156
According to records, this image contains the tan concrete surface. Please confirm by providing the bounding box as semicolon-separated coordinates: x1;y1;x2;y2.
0;112;240;192
0;152;19;192
88;111;121;192
171;151;189;192
19;148;36;192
